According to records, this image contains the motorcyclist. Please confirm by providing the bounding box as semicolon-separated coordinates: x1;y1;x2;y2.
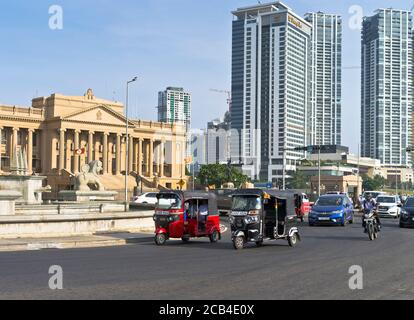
361;194;381;232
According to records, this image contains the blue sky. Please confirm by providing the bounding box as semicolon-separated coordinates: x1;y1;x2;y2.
1;0;414;153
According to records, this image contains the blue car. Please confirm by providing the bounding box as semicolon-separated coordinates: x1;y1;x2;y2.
309;195;354;226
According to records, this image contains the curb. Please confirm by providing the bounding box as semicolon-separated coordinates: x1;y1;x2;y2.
0;237;155;253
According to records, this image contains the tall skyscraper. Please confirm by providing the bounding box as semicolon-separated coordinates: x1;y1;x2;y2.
231;2;311;182
305;12;342;146
361;9;413;166
158;87;191;131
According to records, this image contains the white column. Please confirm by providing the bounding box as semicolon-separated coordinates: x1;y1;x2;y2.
0;127;3;173
27;129;34;173
59;129;66;171
116;134;121;175
103;132;109;174
74;130;80;173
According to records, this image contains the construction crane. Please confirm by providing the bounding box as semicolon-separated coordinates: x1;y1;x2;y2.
210;89;232;111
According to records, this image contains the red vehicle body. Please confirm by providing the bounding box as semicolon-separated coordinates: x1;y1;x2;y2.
154;191;221;245
295;193;311;221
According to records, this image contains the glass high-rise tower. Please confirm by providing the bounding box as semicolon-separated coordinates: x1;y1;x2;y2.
305;12;342;146
231;2;311;182
158;87;191;131
361;8;413;166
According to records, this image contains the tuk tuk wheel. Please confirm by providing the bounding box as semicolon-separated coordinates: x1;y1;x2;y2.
209;230;220;243
233;236;244;250
155;233;167;246
182;236;190;243
256;240;264;247
288;233;298;247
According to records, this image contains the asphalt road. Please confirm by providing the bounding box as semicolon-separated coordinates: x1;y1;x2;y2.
0;216;414;300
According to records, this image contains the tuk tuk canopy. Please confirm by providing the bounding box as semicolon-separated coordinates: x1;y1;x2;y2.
232;189;293;217
157;191;219;216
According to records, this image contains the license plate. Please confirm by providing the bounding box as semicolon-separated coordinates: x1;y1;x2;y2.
318;217;331;221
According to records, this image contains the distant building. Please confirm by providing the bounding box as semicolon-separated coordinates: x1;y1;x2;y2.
158;87;191;131
231;2;312;182
189;129;207;174
305;12;342;146
206;113;231;165
361;8;413;166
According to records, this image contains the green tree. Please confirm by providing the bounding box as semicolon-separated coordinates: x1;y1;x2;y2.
197;164;250;188
362;174;386;191
288;170;308;189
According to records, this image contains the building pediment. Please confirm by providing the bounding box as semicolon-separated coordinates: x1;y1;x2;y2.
61;105;135;127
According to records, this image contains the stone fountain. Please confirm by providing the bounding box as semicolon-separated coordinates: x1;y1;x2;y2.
0;147;46;205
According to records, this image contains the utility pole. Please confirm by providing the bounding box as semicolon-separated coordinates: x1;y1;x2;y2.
318;145;321;197
282;147;287;190
357;143;361;197
125;76;138;212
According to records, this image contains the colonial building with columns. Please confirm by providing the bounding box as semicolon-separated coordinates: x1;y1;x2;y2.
0;90;188;198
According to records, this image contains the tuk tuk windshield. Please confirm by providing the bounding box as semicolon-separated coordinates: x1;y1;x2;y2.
232;195;262;211
157;194;183;210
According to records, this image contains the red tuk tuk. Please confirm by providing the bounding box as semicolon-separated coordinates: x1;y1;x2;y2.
154;191;221;246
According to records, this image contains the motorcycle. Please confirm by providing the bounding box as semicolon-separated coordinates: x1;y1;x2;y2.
363;209;380;241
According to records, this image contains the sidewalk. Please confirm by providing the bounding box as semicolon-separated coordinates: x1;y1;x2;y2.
0;232;154;252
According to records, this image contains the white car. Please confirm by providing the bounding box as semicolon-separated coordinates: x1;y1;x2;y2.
376;195;402;218
132;192;158;205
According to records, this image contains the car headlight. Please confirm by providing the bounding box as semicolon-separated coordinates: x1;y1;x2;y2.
332;210;343;215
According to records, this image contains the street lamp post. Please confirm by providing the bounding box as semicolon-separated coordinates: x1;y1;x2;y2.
125;76;138;212
282;147;287;190
317;145;321;197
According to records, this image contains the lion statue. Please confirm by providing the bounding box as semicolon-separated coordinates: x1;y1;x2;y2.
75;161;105;192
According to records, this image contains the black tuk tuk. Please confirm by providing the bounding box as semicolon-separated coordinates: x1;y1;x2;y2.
230;189;301;250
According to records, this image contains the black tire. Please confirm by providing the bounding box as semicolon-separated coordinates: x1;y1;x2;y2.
181;236;190;243
367;224;374;241
233;236;244;250
400;223;405;229
209;230;220;243
349;214;354;224
256;240;263;247
309;222;314;227
288;233;298;247
155;233;167;246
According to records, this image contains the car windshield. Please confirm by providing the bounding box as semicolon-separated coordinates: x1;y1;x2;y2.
316;197;343;207
364;192;382;199
157;194;182;210
404;198;414;207
232;196;262;211
377;197;395;203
